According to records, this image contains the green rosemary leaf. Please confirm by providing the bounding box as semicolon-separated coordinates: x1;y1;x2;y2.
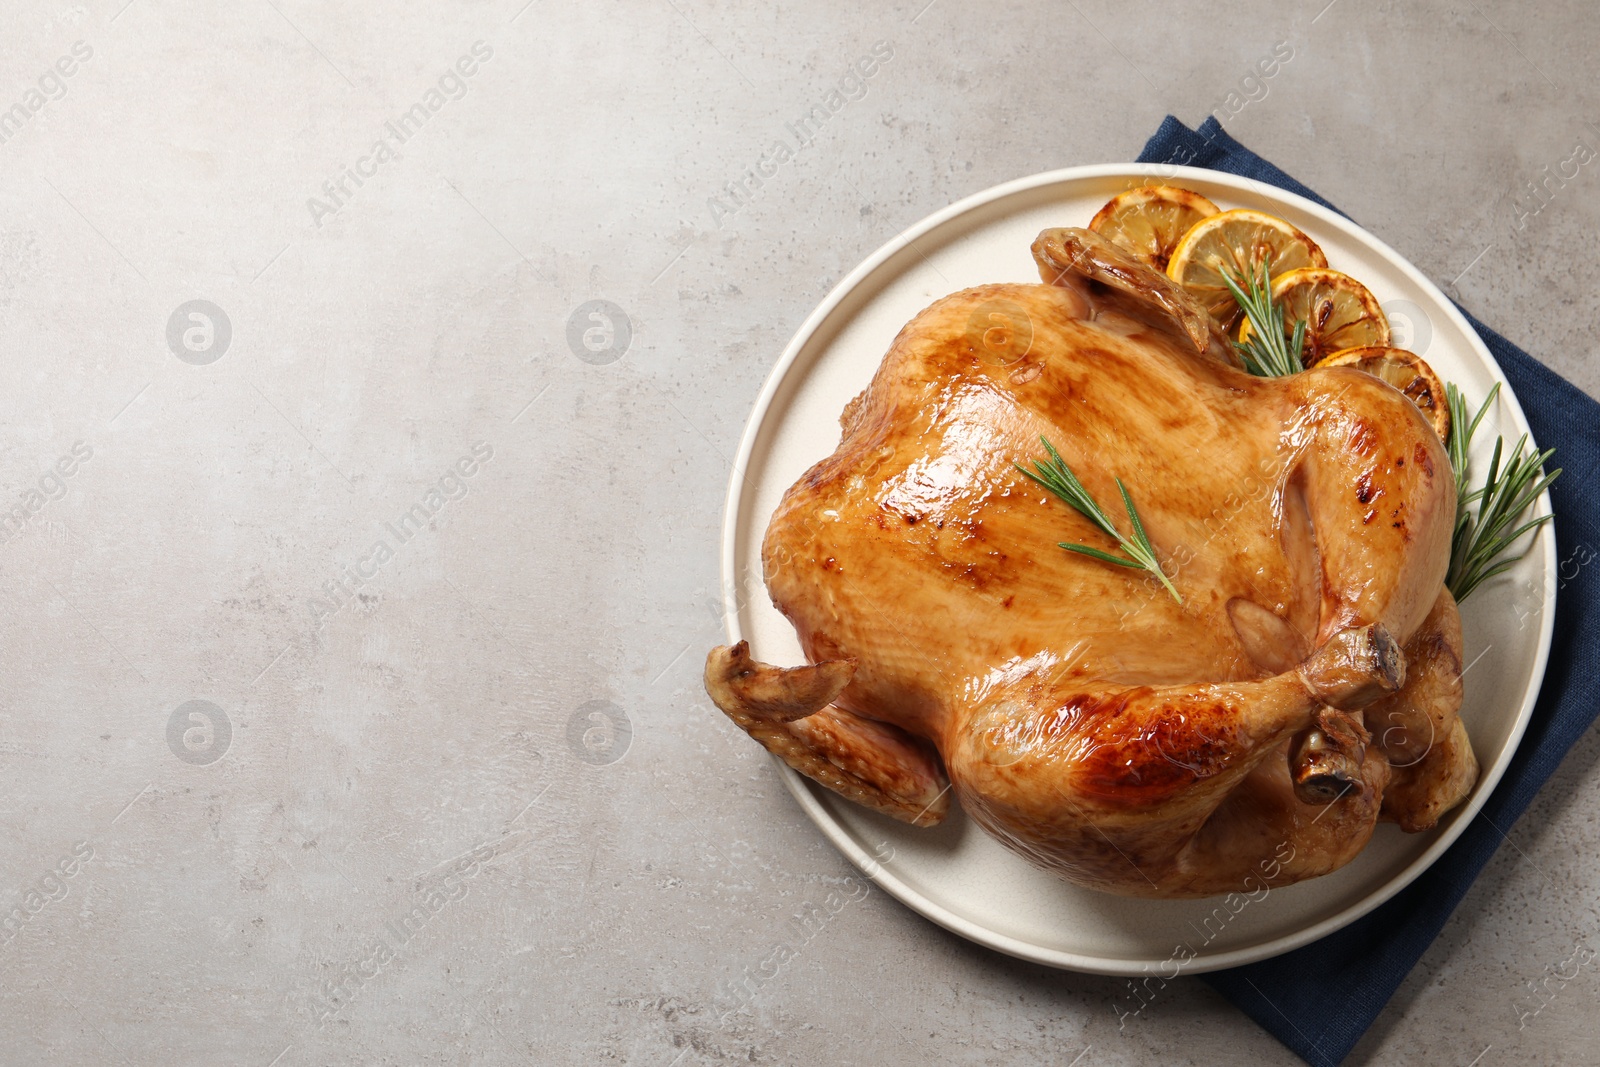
1116;478;1154;555
1058;543;1145;567
1021;438;1182;604
1017;440;1121;542
1443;384;1560;602
1467;383;1499;439
1223;263;1304;377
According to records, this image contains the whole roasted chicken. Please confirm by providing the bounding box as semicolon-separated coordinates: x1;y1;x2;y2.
706;228;1477;898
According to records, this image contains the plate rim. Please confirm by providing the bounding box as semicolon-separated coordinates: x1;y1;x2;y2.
718;162;1558;975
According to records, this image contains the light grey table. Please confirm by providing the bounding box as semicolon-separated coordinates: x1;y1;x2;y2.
1;1;1596;1064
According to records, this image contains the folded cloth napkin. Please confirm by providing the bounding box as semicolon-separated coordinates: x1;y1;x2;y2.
1135;116;1600;1066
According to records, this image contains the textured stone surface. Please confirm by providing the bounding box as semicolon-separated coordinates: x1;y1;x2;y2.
0;0;1596;1064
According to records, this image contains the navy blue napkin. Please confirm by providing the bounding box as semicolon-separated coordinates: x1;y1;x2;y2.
1136;116;1600;1067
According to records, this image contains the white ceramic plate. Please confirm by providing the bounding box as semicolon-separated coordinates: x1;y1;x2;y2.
719;165;1556;976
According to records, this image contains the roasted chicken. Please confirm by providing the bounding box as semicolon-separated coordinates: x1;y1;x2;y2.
707;228;1477;898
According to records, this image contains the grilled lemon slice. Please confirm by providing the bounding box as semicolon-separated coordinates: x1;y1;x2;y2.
1315;346;1449;442
1088;186;1220;272
1240;268;1390;368
1166;209;1327;328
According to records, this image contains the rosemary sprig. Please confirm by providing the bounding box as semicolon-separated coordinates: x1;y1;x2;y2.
1444;381;1561;602
1222;263;1307;377
1446;381;1498;502
1017;437;1181;603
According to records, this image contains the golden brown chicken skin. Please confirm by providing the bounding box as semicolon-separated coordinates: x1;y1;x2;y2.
706;228;1476;899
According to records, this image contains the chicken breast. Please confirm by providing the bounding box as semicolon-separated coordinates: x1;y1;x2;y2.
706;228;1477;899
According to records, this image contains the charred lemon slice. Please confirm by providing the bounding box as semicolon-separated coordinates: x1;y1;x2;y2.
1088;186;1220;272
1240;268;1390;368
1315;346;1450;442
1166;209;1327;328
